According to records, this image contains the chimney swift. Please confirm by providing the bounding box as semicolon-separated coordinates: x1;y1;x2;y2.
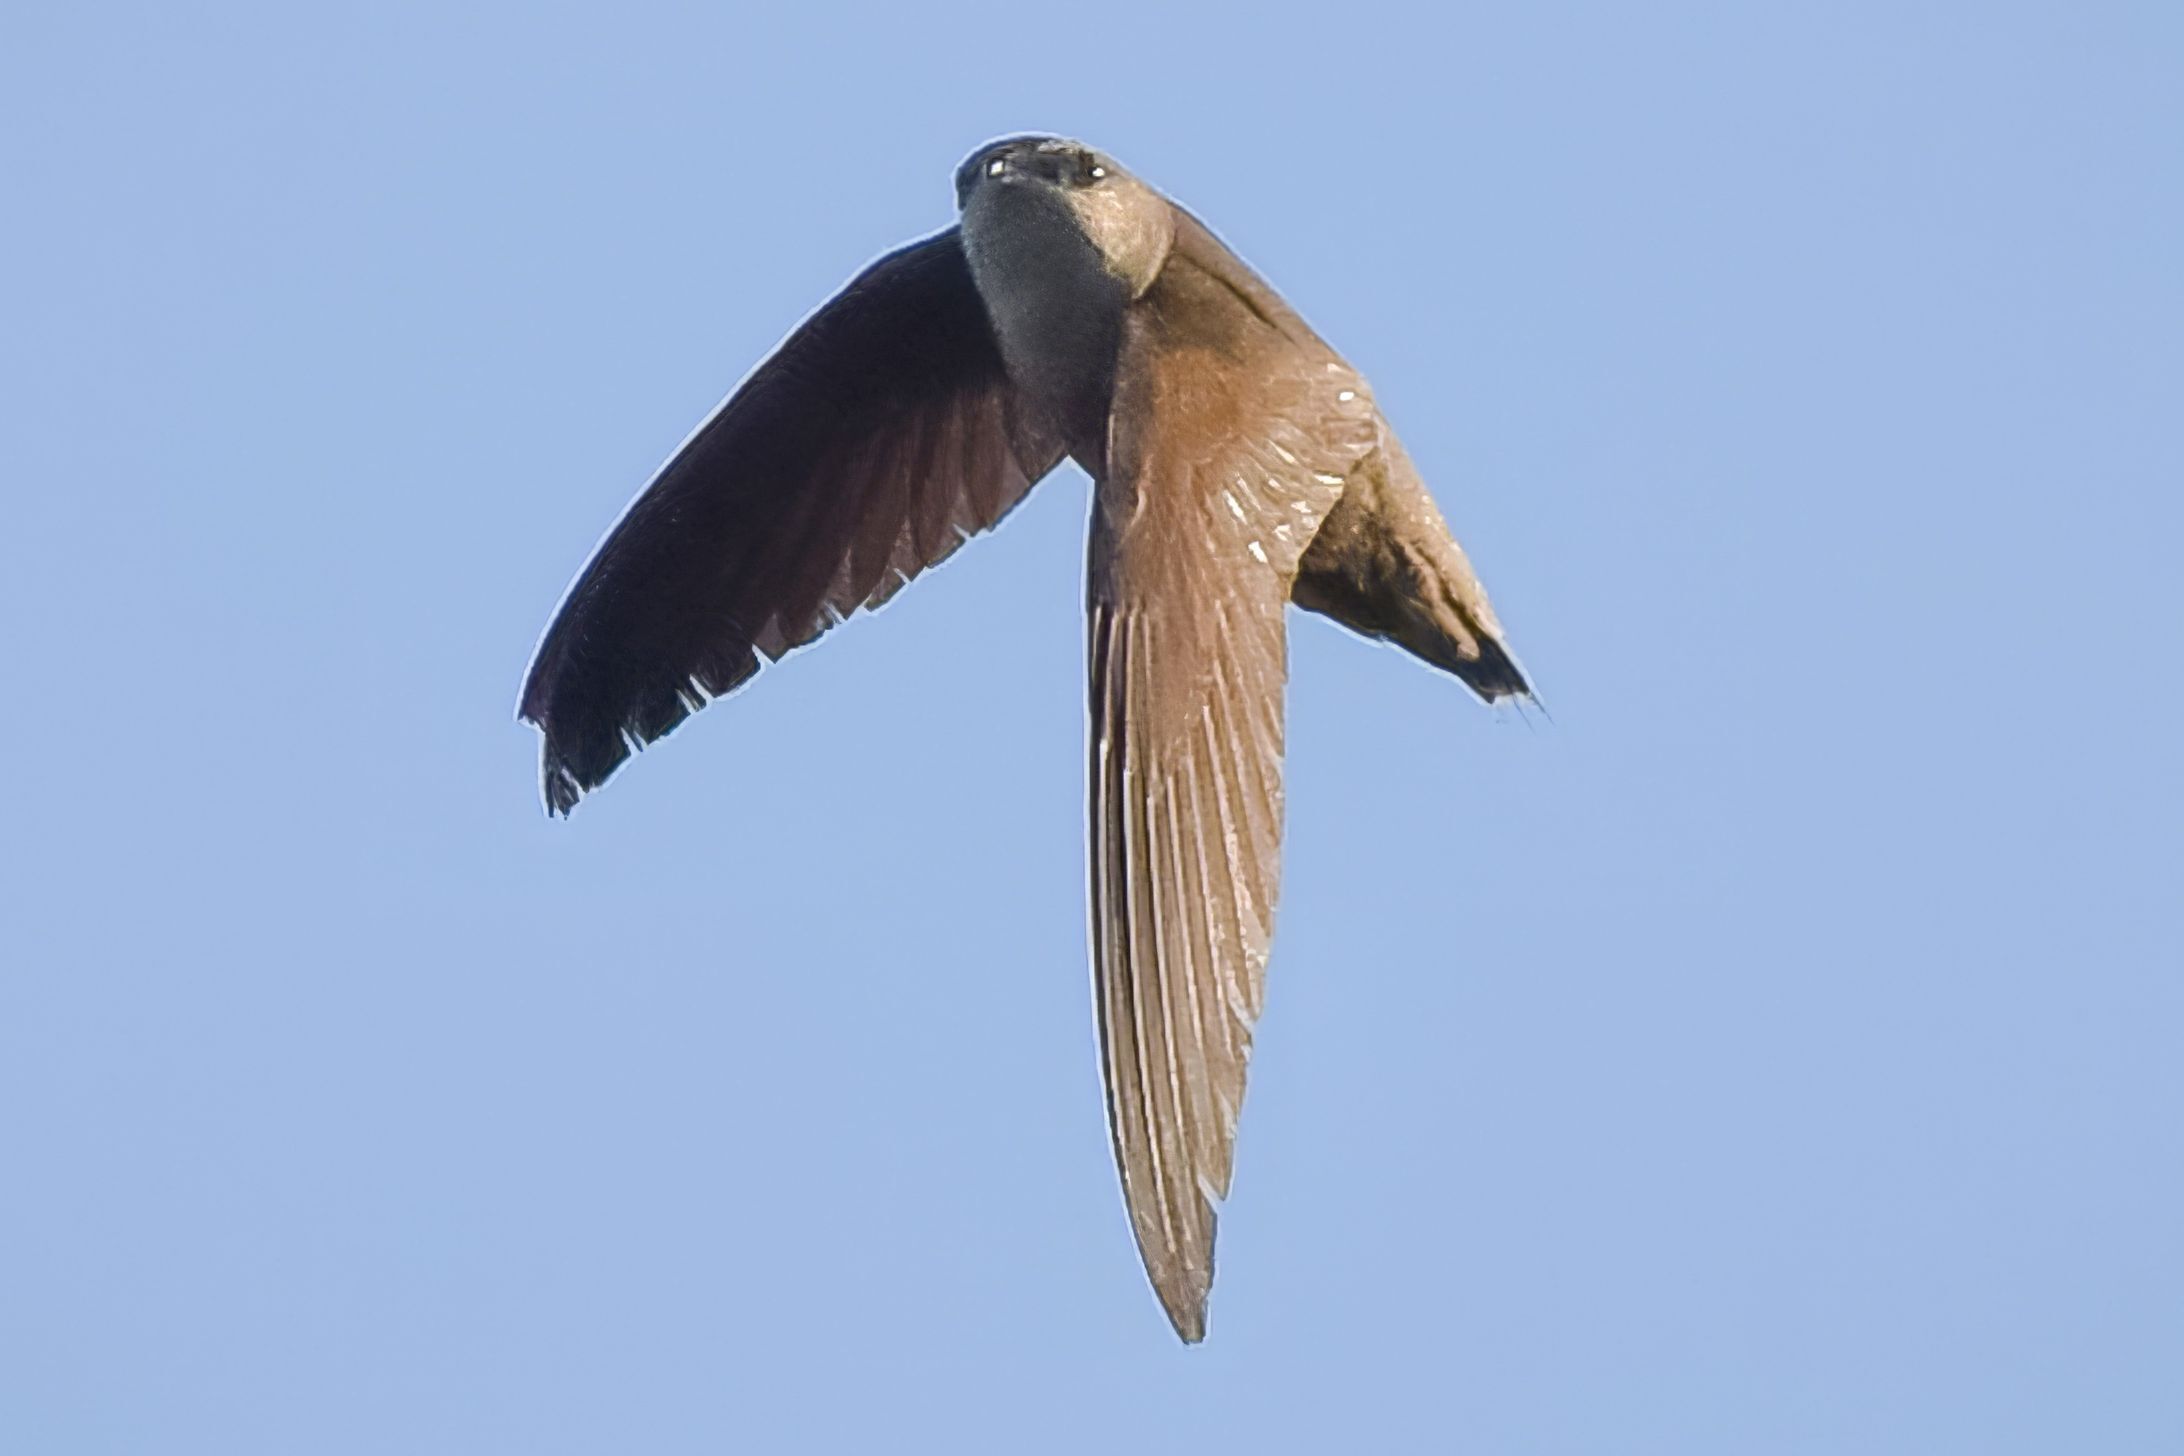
520;135;1531;1341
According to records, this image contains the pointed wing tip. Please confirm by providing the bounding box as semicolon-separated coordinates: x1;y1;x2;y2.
521;719;598;819
1145;1262;1211;1342
1145;1245;1216;1344
1165;1302;1209;1344
519;683;641;818
515;680;580;817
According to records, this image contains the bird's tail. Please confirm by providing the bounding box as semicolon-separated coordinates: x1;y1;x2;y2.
1394;586;1533;704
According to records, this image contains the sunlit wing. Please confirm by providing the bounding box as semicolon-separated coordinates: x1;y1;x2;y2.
1087;248;1379;1340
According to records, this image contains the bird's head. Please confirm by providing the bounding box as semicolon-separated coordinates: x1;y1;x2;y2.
955;135;1174;299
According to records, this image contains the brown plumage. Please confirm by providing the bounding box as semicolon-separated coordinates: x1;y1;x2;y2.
520;136;1531;1341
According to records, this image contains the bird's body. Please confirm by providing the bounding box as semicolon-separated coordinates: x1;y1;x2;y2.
521;137;1529;1340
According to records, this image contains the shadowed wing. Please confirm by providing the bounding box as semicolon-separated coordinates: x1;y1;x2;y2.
520;228;1065;812
1088;257;1378;1340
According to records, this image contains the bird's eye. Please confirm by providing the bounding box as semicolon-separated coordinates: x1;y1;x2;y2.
1088;164;1107;180
985;156;1008;178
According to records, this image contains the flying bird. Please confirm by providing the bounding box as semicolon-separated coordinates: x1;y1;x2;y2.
520;136;1531;1341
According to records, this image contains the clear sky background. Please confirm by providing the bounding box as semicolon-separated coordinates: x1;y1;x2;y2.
4;3;2180;1451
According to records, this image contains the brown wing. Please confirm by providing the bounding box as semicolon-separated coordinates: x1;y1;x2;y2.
1088;250;1379;1340
520;228;1065;813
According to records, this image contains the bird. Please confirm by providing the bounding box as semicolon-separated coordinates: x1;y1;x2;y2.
519;135;1531;1342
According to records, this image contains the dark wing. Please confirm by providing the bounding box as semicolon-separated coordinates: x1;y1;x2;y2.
1087;251;1379;1340
520;228;1065;813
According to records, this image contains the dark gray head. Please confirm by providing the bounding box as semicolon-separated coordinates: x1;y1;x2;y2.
954;135;1175;299
953;134;1108;207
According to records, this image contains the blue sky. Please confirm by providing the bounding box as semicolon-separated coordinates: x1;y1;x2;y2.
3;2;2179;1450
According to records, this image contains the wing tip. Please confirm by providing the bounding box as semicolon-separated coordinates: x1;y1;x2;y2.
519;707;619;819
1138;1217;1219;1345
1162;1296;1209;1344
